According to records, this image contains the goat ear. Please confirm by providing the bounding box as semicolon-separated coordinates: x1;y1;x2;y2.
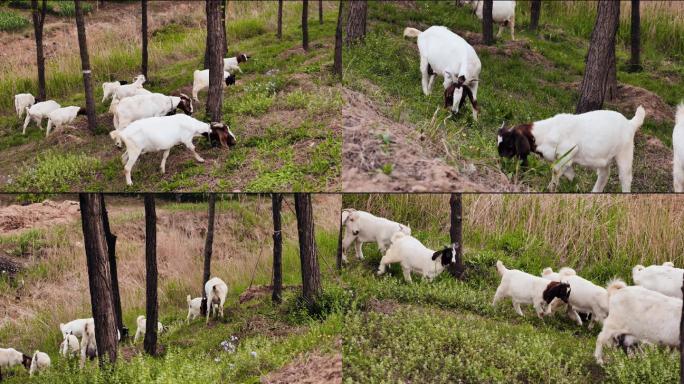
514;132;531;162
457;75;466;85
431;250;442;260
443;70;452;80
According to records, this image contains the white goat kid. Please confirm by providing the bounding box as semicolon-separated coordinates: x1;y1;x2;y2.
672;103;684;192
632;263;684;299
59;334;80;358
543;267;608;328
29;351;50;376
191;69;236;103
464;0;516;40
22;100;60;135
205;277;228;323
341;209;411;262
101;80;128;103
0;348;31;378
224;53;249;73
134;315;164;342
186;294;202;323
112;74;147;101
79;321;97;368
377;232;456;283
45;106;85;137
112;92;193;131
14;93;35;117
403;25;481;119
498;106;646;192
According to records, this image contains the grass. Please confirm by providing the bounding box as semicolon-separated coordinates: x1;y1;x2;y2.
6;150;101;194
6;0;92;17
0;9;28;31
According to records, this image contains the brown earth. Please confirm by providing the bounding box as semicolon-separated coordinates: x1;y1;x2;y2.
0;199;80;234
261;349;343;384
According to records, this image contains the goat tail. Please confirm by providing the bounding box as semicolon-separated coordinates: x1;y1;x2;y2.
606;279;627;298
186;294;192;304
136;315;145;328
109;129;121;142
630;105;646;132
676;103;684;126
496;260;508;276
559;267;576;277
663;261;675;267
403;27;422;38
389;231;407;245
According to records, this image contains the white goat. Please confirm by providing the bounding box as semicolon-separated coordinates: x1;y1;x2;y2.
224;53;249;73
403;25;481;119
191;69;236;103
543;267;608;328
59;334;80;358
377;232;456;283
108;87;152;114
22;100;60;135
45;106;85;137
498;106;646;192
133;315;164;342
632;263;684;299
186;294;202;323
79;321;97;368
594;280;682;364
341;209;411;262
101;80;128;103
112;92;193;131
0;348;31;378
14;93;35;117
672;103;684;192
60;318;93;339
464;0;516;40
205;277;228;323
112;74;147;101
493;261;571;318
29;351;50;376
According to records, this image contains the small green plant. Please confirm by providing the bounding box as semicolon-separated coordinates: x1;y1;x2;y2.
0;10;28;31
227;18;267;40
9;151;101;196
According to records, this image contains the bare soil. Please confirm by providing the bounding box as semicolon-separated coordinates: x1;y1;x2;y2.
261;348;343;384
0;199;80;234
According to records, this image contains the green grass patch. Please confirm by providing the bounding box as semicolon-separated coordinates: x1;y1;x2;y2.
8;150;101;196
0;9;28;31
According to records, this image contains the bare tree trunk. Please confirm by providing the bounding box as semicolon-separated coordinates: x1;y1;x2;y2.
336;202;343;270
74;0;97;132
221;0;228;56
271;194;283;304
605;44;618;102
576;0;620;114
530;0;541;32
31;0;47;101
100;195;127;342
79;193;117;366
200;194;216;316
143;195;158;356
141;0;148;80
449;194;465;278
206;0;225;121
345;0;366;45
319;0;323;24
628;0;642;72
277;0;283;39
482;0;494;45
333;0;344;79
302;0;309;51
295;193;321;304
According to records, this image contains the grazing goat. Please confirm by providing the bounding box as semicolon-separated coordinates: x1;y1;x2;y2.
102;80;128;103
186;294;202;323
224;53;249;73
113;74;147;101
14;93;35;117
0;348;31;379
45;106;86;137
205;277;228;323
594;280;682;364
29;351;50;376
493;261;571;318
191;69;236;103
59;334;80;358
463;0;516;40
543;267;608;328
109;114;235;185
60;318;120;340
497;106;646;192
112;92;193;131
341;208;411;262
632;263;684;299
673;103;684;192
133;315;164;342
377;232;456;283
403;25;481;119
79;321;97;368
22;100;61;135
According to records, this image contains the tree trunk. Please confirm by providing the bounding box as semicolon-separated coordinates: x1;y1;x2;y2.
605;44;618;102
576;0;620;114
302;0;309;51
204;0;210;69
295;194;321;305
277;0;283;39
74;0;97;132
100;195;127;342
530;0;541;32
271;194;283;304
206;0;225;121
31;0;47;101
319;0;323;24
141;0;148;80
221;0;228;56
143;195;158;356
200;194;216;316
628;0;641;72
482;0;494;45
333;0;344;79
345;0;366;45
79;193;117;366
449;194;465;278
336;201;343;270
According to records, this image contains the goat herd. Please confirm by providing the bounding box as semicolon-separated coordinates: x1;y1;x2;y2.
13;54;247;185
341;208;684;366
0;276;229;379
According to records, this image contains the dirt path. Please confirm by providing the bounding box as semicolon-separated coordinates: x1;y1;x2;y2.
261;346;342;384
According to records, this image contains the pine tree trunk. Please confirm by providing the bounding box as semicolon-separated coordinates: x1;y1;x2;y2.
141;0;148;80
530;0;541;32
629;0;641;72
333;0;344;78
605;43;618;102
277;0;283;39
576;0;620;114
345;0;366;45
319;0;323;24
271;194;283;304
206;0;225;121
74;0;97;132
449;194;465;278
31;0;47;101
295;193;321;305
143;195;158;356
100;194;127;341
302;0;309;51
200;194;216;316
79;193;117;366
204;1;210;69
221;0;228;56
336;201;343;270
482;0;494;45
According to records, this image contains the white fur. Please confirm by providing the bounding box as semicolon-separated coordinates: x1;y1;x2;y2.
466;0;516;40
493;260;560;318
45;106;82;137
377;232;454;283
22;100;60;135
112;93;193;131
186;294;202;323
341;209;411;262
0;348;28;371
133;315;164;342
59;334;80;358
632;263;684;299
672;103;684;192
79;321;96;368
29;351;50;376
102;81;125;103
112;74;147;101
223;54;248;73
109;88;152;114
14;93;35;117
205;277;228;323
543;267;608;327
191;69;234;103
60;317;94;339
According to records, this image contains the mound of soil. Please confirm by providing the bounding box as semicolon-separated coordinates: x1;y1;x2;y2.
610;84;675;124
261;350;342;384
0;200;80;234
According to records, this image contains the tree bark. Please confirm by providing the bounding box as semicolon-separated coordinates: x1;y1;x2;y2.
74;0;97;132
336;201;343;270
100;194;127;342
277;0;283;39
200;194;216;316
141;0;148;80
221;0;228;56
143;195;158;356
204;0;210;69
295;193;321;305
333;0;344;79
530;0;541;32
345;0;366;45
628;0;641;72
482;0;494;45
319;0;323;24
449;194;465;278
206;0;225;121
271;194;283;304
31;0;47;101
79;193;117;366
576;0;620;114
302;0;309;51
